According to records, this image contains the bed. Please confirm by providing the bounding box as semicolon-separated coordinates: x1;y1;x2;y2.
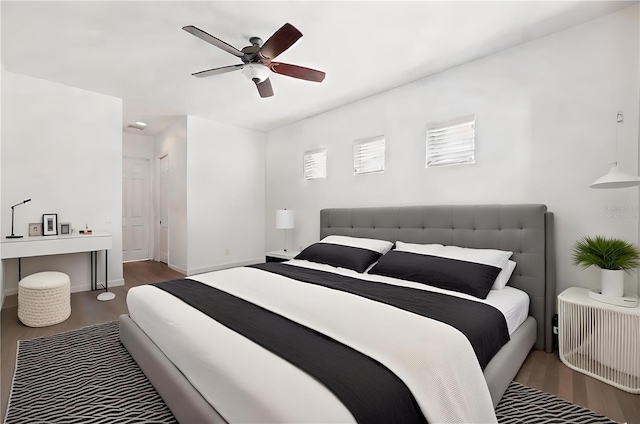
120;204;555;423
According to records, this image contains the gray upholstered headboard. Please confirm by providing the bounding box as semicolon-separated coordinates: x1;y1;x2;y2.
320;204;555;353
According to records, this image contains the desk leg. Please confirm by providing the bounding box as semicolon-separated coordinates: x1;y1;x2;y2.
97;249;114;301
18;258;21;281
90;251;95;291
105;250;108;291
94;251;98;290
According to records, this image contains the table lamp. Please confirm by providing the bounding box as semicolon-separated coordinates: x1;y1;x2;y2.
276;209;294;251
6;199;31;239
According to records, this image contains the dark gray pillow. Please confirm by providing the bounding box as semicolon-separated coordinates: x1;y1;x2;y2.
295;243;383;273
368;250;502;299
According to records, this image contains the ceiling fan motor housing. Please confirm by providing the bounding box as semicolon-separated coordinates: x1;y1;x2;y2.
242;63;270;83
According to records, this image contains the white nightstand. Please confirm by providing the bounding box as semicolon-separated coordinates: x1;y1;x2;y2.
265;249;300;263
558;287;640;393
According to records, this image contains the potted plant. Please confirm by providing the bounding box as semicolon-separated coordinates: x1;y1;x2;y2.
572;235;640;297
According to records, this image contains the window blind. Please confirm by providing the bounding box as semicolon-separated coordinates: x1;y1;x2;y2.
354;136;385;175
426;115;475;168
303;148;327;180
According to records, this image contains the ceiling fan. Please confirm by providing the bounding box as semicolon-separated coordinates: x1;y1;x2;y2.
183;23;325;98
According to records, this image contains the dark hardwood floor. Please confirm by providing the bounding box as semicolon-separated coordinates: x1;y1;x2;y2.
2;260;639;422
514;349;639;424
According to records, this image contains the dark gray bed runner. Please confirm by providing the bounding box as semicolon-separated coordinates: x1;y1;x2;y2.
153;279;427;424
251;262;510;370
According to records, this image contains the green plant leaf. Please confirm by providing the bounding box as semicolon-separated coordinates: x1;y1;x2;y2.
572;235;640;273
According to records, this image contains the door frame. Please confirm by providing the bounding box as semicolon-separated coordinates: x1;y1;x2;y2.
155;152;170;263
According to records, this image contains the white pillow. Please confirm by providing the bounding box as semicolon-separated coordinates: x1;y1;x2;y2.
492;260;516;290
395;242;444;255
320;235;393;255
395;241;512;270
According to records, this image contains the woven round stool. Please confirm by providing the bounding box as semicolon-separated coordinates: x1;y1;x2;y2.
18;271;71;327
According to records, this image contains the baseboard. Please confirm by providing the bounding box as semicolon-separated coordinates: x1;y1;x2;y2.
168;264;187;275
4;279;126;297
81;278;125;293
186;258;264;276
123;258;151;264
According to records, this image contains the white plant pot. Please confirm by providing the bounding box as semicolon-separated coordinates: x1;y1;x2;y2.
600;268;624;297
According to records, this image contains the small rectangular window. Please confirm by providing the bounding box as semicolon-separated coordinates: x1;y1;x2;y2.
303;148;327;180
354;136;385;175
426;115;475;168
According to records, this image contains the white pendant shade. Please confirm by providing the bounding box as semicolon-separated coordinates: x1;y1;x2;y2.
276;209;294;229
590;163;640;189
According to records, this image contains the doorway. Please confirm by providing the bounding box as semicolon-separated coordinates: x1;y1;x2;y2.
122;157;151;262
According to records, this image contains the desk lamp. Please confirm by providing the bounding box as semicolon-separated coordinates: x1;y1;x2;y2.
6;199;31;239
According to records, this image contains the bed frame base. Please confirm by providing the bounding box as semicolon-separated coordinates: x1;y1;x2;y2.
119;314;225;424
120;313;536;418
484;316;537;407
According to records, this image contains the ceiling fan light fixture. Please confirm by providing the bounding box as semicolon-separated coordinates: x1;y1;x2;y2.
242;63;270;83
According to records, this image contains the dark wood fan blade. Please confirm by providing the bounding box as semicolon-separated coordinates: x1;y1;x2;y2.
183;25;244;58
192;64;244;78
254;78;274;98
259;23;302;61
269;62;325;82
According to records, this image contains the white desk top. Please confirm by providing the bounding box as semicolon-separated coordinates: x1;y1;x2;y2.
1;231;112;259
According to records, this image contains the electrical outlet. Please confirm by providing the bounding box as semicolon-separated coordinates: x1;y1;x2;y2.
106;215;111;223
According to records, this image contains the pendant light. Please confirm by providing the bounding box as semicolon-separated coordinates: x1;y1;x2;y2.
590;112;640;189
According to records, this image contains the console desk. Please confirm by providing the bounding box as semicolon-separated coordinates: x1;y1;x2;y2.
1;232;112;291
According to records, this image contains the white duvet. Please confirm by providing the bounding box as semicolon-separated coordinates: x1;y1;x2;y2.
128;262;526;423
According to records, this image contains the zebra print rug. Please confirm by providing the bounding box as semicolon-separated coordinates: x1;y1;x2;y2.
495;382;619;423
5;321;619;424
4;321;176;424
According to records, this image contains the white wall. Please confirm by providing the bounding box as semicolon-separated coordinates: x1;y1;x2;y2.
186;115;266;275
154;117;188;273
638;3;640;300
123;132;155;159
266;6;640;296
153;115;266;275
2;71;124;295
0;59;3;308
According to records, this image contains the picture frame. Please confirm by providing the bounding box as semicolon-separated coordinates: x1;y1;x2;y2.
28;223;42;237
42;213;58;236
59;222;72;235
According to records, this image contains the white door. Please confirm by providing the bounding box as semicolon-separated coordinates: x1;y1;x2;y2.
122;157;151;262
159;154;169;264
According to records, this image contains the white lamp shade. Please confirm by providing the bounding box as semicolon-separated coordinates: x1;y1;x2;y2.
590;163;640;189
276;209;294;229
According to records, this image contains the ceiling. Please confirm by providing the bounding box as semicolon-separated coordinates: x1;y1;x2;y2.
2;1;636;134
